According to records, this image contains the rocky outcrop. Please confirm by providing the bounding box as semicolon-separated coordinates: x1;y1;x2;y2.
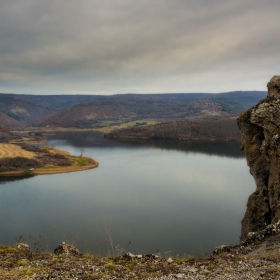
54;242;82;256
237;76;280;240
213;220;280;255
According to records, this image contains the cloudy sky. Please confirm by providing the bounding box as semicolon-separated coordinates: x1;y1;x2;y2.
0;0;279;95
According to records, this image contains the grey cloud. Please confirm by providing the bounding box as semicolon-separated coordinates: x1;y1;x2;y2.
0;0;280;94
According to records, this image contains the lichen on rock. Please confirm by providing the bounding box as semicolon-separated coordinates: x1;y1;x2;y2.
237;75;280;240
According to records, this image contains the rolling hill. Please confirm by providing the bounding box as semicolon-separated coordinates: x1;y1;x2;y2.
0;91;266;129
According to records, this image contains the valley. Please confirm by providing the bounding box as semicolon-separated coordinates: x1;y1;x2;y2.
0;127;98;177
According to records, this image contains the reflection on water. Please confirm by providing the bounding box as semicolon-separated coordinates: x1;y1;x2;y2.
44;131;124;147
111;138;243;158
0;175;34;185
0;131;255;256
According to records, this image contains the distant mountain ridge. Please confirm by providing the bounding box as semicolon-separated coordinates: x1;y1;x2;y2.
0;91;266;129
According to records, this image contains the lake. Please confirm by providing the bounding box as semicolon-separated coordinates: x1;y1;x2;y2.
0;131;255;256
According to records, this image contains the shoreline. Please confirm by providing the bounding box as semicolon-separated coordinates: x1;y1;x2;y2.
0;161;99;177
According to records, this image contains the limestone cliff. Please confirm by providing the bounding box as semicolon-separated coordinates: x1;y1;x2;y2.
237;76;280;240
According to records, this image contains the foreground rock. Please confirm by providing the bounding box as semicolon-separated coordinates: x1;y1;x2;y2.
237;75;280;240
1;237;280;279
213;220;280;255
54;241;82;256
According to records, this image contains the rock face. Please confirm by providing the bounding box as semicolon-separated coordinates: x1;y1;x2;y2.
237;76;280;240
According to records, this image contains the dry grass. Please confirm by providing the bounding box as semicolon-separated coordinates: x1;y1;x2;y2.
0;144;35;159
48;147;70;156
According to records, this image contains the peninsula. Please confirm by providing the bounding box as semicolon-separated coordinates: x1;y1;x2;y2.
0;128;98;177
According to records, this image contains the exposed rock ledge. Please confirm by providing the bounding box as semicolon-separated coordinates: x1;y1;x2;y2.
237;75;280;240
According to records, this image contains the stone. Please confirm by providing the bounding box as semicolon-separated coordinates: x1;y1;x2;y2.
167;257;173;263
213;245;231;254
124;252;135;258
16;243;30;251
188;267;198;273
144;253;159;259
54;242;81;256
175;273;185;278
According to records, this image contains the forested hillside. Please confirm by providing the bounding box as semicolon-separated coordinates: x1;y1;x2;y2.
105;116;241;141
0;91;266;129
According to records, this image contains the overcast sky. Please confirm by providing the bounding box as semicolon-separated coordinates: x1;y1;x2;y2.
0;0;279;95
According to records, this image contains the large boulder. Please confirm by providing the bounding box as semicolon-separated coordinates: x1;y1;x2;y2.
54;242;82;256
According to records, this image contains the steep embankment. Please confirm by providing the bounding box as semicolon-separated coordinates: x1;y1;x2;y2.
237;76;280;240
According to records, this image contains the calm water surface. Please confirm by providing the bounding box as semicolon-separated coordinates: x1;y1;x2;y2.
0;132;255;256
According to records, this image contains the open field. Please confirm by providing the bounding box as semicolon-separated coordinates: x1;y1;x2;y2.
0;143;35;159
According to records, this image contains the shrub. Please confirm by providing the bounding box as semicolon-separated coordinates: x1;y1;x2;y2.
0;157;44;172
20;144;47;153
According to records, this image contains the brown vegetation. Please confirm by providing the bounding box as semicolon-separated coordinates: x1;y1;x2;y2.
105;116;241;142
0;125;22;142
0;157;43;172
